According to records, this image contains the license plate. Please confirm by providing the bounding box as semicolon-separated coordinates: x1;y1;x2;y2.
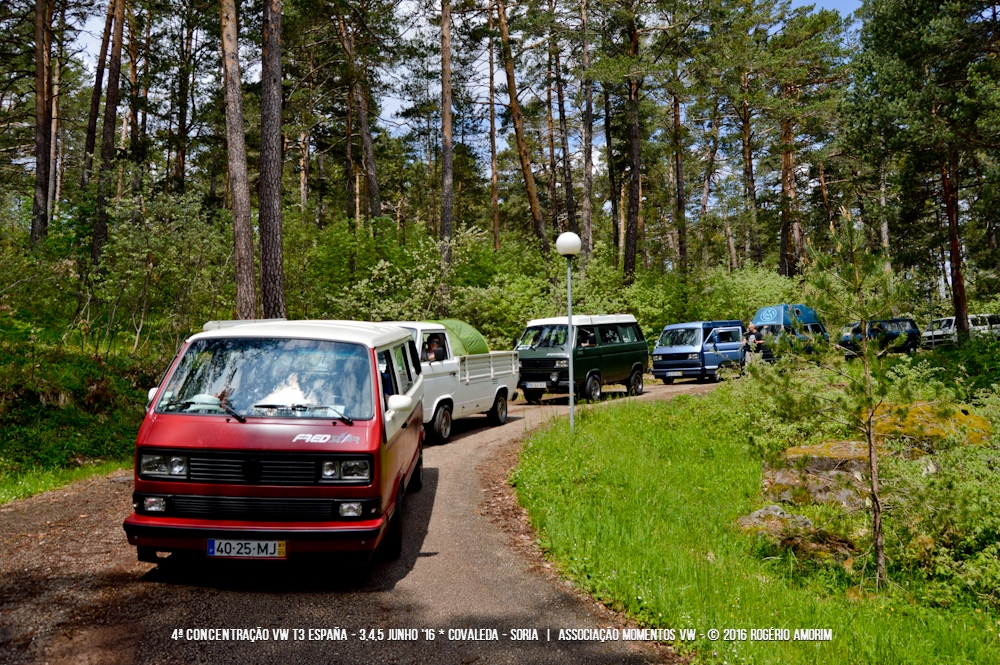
526;382;547;389
666;371;683;377
207;539;286;559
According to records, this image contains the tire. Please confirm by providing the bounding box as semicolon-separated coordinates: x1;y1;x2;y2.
431;403;452;443
523;389;544;404
406;451;423;492
661;377;674;385
584;375;602;402
486;392;508;425
627;369;644;396
709;368;720;383
378;487;404;561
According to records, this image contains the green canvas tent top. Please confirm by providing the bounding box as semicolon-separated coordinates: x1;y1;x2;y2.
433;319;490;356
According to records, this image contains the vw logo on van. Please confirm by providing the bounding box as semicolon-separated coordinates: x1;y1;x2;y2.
759;307;778;322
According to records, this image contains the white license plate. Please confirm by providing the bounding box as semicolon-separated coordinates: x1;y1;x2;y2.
526;382;547;389
207;539;286;559
666;371;683;377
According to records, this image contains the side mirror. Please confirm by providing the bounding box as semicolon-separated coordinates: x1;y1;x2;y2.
387;394;413;413
434;347;445;362
147;387;158;404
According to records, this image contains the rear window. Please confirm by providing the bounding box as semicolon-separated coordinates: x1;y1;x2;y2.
618;324;640;343
599;326;622;345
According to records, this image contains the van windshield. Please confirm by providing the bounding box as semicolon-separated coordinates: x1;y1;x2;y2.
657;328;701;347
517;325;568;350
927;319;953;331
156;337;373;420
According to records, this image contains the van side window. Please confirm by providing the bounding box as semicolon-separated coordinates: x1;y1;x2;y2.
599;325;622;345
377;350;397;405
631;324;645;341
392;345;413;394
577;326;596;347
716;329;740;343
618;324;638;343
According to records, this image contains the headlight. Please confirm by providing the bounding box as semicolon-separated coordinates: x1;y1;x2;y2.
687;353;700;360
550;372;560;382
340;460;370;480
652;354;662;361
321;460;340;479
143;496;166;512
554;359;568;368
140;454;188;477
339;502;363;517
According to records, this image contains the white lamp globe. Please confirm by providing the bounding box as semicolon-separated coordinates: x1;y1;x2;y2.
556;232;582;257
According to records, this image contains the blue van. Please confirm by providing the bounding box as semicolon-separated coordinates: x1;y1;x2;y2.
651;320;745;383
750;304;827;360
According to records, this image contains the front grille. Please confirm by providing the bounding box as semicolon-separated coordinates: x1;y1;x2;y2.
654;352;695;361
171;495;334;521
188;455;319;485
519;359;556;369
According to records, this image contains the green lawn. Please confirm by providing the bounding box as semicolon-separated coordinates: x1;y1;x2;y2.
512;389;1000;664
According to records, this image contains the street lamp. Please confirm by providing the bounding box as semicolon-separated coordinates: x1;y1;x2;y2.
556;232;582;432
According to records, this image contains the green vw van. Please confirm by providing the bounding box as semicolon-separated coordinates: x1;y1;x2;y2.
516;315;648;403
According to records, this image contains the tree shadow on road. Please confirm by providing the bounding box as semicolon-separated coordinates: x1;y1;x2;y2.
141;468;439;593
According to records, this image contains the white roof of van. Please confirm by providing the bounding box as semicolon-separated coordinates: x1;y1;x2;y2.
381;321;446;331
194;319;412;348
526;314;637;327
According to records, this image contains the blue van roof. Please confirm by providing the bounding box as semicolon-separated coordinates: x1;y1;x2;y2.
662;320;744;330
751;304;821;326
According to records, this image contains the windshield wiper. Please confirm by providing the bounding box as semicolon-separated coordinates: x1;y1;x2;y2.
252;403;353;425
163;399;246;423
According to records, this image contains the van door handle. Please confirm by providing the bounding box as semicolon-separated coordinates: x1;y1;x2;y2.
449;371;457;376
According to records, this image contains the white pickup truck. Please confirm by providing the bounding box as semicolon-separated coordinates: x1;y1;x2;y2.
385;320;519;442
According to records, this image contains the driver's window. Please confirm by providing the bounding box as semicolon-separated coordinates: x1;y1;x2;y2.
705;332;718;345
422;332;449;362
392;345;413;394
577;326;596;348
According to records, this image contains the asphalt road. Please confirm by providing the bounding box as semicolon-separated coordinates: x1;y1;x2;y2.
0;380;716;665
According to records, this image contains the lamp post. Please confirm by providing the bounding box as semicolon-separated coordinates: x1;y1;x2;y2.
556;232;582;432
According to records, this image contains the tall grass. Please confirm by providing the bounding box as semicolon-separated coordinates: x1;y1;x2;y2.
513;389;1000;663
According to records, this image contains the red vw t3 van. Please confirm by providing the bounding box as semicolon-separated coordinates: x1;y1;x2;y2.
123;320;424;563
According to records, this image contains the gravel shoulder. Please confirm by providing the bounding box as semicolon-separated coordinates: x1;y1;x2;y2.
0;380;716;665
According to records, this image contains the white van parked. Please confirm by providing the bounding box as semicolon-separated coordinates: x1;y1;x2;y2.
921;314;1000;348
384;320;519;442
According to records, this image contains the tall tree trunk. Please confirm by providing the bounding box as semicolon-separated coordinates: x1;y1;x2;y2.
82;0;115;188
128;3;142;204
299;131;309;209
779;110;797;276
941;157;968;334
260;0;286;318
699;103;720;265
496;0;548;254
220;0;256;318
489;2;500;251
344;87;355;221
173;15;194;192
717;173;738;270
355;84;379;217
46;1;64;224
579;0;592;258
819;160;833;222
545;35;558;231
554;39;577;235
91;0;125;263
604;82;618;262
879;161;891;270
622;18;641;284
738;74;760;263
31;0;53;246
440;0;454;264
672;91;686;274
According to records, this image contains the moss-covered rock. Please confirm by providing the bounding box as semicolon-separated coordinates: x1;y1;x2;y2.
872;402;991;446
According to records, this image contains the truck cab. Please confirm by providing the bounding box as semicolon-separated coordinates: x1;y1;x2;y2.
123;320;424;565
384;320;519;443
751;304;827;360
651;320;744;383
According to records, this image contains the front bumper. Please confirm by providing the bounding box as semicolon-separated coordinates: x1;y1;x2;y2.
651;362;706;380
518;375;574;394
123;512;388;556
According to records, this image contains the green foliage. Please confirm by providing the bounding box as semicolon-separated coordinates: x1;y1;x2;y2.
513;390;1000;663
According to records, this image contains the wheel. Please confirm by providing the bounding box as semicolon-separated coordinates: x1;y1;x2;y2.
523;389;544;405
627;369;644;396
487;392;508;425
378;487;404;561
584;375;602;402
709;368;720;383
406;451;423;492
431;403;452;443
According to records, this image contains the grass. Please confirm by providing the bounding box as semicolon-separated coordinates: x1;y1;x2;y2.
512;388;1000;664
0;460;130;504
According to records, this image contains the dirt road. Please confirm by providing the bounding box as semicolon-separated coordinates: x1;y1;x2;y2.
0;381;716;665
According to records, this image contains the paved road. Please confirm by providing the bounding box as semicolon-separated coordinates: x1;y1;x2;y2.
0;381;715;665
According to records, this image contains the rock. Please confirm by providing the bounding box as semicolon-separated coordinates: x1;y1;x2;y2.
737;505;813;536
872;402;991;446
763;442;869;509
